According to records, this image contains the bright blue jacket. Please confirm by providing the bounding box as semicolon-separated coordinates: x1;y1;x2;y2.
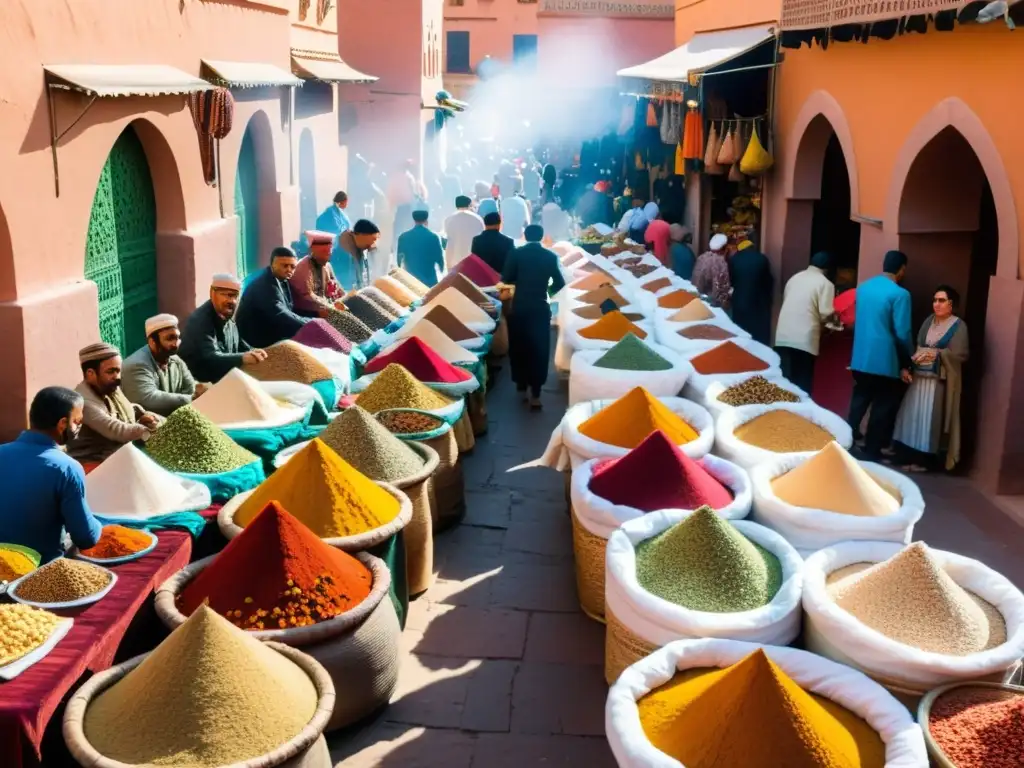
397;224;445;288
850;274;914;378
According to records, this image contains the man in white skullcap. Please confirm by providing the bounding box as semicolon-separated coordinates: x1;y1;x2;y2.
178;273;267;383
692;232;733;310
122;314;209;417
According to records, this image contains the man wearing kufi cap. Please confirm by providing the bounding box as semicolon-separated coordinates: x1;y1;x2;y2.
69;343;162;464
396;208;445;288
179;273;267;383
236;246;313;348
443;195;484;271
337;219;381;290
692;232;733;310
291;231;345;316
121;314;208;417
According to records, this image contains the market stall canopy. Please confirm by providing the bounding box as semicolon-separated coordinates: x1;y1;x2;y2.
616;24;776;83
201;60;303;88
43;64;212;97
291;49;378;84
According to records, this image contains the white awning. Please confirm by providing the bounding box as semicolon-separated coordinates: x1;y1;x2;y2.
44;64;212;97
202;60;303;88
616;24;775;83
291;51;377;84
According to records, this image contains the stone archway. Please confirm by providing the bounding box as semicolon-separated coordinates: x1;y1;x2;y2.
233;110;278;280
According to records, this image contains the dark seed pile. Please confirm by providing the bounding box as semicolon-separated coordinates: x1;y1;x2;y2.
376;410;444;435
360;288;404;319
344;295;392;331
327;308;372;343
717;376;802;407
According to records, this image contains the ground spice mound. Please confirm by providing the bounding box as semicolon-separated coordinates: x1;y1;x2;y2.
772;441;901;516
423;272;492;308
659;290;700;309
578;310;647;341
355;364;455;413
642;277;673;293
234;438;400;537
735;409;835;453
680;323;735;341
421;305;479;341
691;341;770;375
717;376;800;406
0;548;36;582
15;558;111;603
570;271;618;291
192;368;295;425
389;267;430;297
144;406;259;474
88;444;202;518
578;387;697;449
453;254;501;287
318;406;424;482
625;263;658;278
327;308;373;343
671;300;716;322
928;686;1024;768
573;304;643;321
179;502;372;628
429;288;493;325
84;606;317;766
344;294;392;330
365;337;473;383
361;287;404;318
80;525;152;559
244;340;334;384
577;285;627;307
827;542;1007;655
396;321;477;364
635;507;782;612
593;333;673;372
376;410;444;435
638;649;886;767
374;276;418;307
292;318;354;354
589;430;732;512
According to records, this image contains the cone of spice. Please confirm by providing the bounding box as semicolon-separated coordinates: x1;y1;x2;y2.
14;558;111;604
0;548;37;582
578;387;697;449
365;337;473;383
292;319;354;354
376;409;445;435
0;605;61;667
638;649;886;767
590;431;732;512
642;277;673;293
658;290;700;309
190;368;297;426
374;276;418;307
573;304;643;321
243;340;334;384
691;341;770;375
144;406;260;474
424;288;492;326
389;267;430;297
928;686;1024;768
79;526;153;560
393;321;477;364
419;306;479;341
343;294;392;331
570;272;619;291
593;333;672;371
452;254;501;287
326;308;373;343
82;606;318;767
423;272;492;308
679;324;735;341
233;439;400;537
577;285;628;307
355;364;455;414
360;287;404;318
578;310;647;342
179;502;372;629
734;410;834;453
671;300;716;322
318;406;424;482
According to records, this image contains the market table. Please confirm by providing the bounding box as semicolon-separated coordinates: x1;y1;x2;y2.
0;531;192;767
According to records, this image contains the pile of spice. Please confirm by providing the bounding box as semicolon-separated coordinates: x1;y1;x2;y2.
355;364;455;414
570;271;618;291
343;294;392;331
0;548;37;582
376;410;444;435
318;406;424;482
364;337;473;383
361;287;404;318
233;438;400;537
0;604;61;667
191;368;295;426
428;288;492;325
772;441;901;516
88;443;204;517
658;290;699;309
637;649;886;767
577;285;627;307
734;410;835;453
396;321;477;364
243;340;333;384
679;324;736;341
374;276;418;307
578;387;697;449
292;318;353;354
717;376;800;407
424;272;491;308
420;306;479;341
573;304;643;321
84;606;317;767
578;311;648;342
15;558;111;604
389;267;430;297
928;686;1024;768
635;507;782;612
589;431;732;512
326;308;373;343
452;254;501;287
827;542;1007;655
593;333;673;372
691;341;770;375
625;263;658;278
179;502;372;629
641;277;672;293
671;301;716;323
144;406;259;474
79;526;152;560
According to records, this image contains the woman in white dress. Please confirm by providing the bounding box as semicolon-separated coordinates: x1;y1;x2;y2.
892;285;969;472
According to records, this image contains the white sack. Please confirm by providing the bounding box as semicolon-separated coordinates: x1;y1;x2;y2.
568;345;692;407
680;338;782;394
714;402;853;469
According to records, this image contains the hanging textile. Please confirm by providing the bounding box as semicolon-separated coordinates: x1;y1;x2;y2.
188;88;235;186
681;104;704;161
703;122;726;175
674;143;685;176
660;101;682;146
645;101;659;127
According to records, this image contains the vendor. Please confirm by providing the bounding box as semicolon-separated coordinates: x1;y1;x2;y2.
179;274;267;383
122;314;208;417
290;231;344;316
337;219;381;290
0;387;103;563
236;246;313;348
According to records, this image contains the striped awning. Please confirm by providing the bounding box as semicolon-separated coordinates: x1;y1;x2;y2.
202;60;303;88
291;50;377;84
43;64;212;97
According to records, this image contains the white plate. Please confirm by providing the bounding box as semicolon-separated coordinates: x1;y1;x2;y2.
0;618;74;680
7;566;118;610
73;529;158;566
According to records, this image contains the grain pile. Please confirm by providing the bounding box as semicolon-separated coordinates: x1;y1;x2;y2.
326;308;372;343
671;300;716;323
389;267;430;297
374;276;418;307
578;387;698;450
15;558;111;603
0;604;61;666
243;340;333;385
734;410;834;453
292;318;354;354
355;364;455;413
395;320;477;364
593;333;673;371
87;443;200;517
641;277;672;293
421;306;478;341
635;507;782;612
191;368;295;426
691;341;770;375
361;287;404;318
83;606;317;767
343;294;392;330
578;310;648;342
0;548;38;582
680;324;735;341
423;272;492;308
717;376;800;407
376;410;444;435
144;406;259;474
318;406;424;481
928;686;1024;768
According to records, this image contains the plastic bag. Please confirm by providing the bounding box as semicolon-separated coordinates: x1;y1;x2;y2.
567;345;692;407
740;121;774;175
680;338;783;395
713;402;853;469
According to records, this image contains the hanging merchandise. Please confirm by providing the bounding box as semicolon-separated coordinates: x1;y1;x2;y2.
187;88;234;186
736;120;753;159
681;102;704;161
703;122;726;175
675;143;685;176
717;124;738;166
729;163;745;183
661;102;682;146
740;119;775;175
646;101;659;128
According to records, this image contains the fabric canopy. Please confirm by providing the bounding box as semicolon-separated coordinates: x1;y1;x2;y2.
44;65;211;97
291;50;377;83
616;24;775;83
202;60;302;88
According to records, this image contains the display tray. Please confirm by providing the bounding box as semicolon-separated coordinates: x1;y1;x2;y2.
0;618;74;681
74;529;158;566
7;567;118;610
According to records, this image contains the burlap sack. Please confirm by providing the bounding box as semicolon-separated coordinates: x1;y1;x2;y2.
389;442;440;595
406;425;464;532
490;314;510;357
453;406;476;453
468;389;488;436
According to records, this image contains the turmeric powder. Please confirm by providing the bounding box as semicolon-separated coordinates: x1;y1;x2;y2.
578;311;647;342
0;548;36;582
578;387;697;449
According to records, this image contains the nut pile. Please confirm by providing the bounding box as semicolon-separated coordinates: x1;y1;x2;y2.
717;376;802;407
361;287;404;318
15;558;111;603
0;604;61;666
376;410;444;434
327;308;372;343
679;324;736;341
344;294;392;331
243;341;333;385
145;406;259;473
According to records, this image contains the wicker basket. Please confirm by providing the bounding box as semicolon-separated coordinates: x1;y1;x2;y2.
453;407;476;453
468;389;488;436
605;605;659;686
570;506;607;624
63;641;335;768
388;442;440;596
918;681;1024;767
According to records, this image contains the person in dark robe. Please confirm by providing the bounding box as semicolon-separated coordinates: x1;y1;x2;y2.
396;208;445;287
235;247;315;348
541;164;557;204
471;212;515;275
179;274;267;382
669;224;696;281
501;224;566;410
728;236;775;345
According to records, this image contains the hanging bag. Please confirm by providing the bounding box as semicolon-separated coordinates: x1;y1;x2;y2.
740;119;774;175
681;104;705;161
716;124;738;165
703;122;725;175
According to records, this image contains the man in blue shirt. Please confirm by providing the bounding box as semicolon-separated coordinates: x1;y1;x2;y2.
0;387;103;563
396;208;444;287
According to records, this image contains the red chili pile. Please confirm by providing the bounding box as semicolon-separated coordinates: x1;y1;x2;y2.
453;254;501;287
364;336;472;383
929;687;1024;768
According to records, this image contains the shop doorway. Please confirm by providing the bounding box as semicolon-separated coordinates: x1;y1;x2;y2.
235;128;260;280
810;132;860;293
298;128;317;237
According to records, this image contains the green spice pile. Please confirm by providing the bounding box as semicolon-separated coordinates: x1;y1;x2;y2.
635;507;783;613
15;558;111;603
717;376;802;407
145;406;259;473
355;364;455;413
327;308;372;343
376;410;444;434
361;287;405;318
319;406;424;481
243;341;333;385
345;294;392;331
593;333;673;371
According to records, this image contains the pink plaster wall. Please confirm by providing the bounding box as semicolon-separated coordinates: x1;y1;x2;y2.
444;0;539;72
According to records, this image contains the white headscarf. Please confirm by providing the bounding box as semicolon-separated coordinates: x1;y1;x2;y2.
643;202;659;222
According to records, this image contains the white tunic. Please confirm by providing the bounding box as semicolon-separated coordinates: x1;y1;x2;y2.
443;209;485;269
501;196;531;241
774;266;835;356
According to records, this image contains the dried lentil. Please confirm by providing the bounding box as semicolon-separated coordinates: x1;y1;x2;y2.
144;406;259;474
319;406;424;481
0;604;61;666
593;333;673;371
734;410;834;453
376;410;444;434
15;558;111;603
717;376;800;406
355;364;455;413
243;340;333;385
680;324;736;341
929;686;1024;768
344;294;392;331
0;548;36;582
327;308;372;343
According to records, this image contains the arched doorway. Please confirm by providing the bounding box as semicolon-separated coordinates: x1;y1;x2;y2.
84;127;158;354
810;132;860;293
235;127;260;279
298;128;317;237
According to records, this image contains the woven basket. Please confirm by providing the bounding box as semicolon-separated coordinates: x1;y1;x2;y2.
468;390;488;436
63;642;335;768
490;314;509;357
917;681;1024;767
605;605;659;685
392;442;440;596
453;407;476;453
571;506;607;624
406;426;464;532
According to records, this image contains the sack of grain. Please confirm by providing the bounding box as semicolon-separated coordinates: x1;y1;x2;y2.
258;380;332;424
604;510;803;684
700;374;808;418
680;338;783;396
713;402;853;469
606;638;928;767
567;344;693;408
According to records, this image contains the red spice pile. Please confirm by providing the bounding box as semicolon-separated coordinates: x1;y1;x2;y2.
588;430;733;512
177;501;372;630
929;687;1024;768
363;337;473;383
292;319;354;354
453;254;502;287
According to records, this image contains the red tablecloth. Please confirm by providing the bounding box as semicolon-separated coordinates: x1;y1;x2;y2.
0;531;192;766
